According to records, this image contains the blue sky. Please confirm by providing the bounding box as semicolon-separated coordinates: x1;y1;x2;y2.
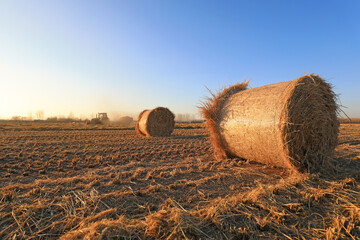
0;0;359;119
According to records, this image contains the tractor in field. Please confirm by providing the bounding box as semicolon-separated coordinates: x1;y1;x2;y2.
88;113;109;125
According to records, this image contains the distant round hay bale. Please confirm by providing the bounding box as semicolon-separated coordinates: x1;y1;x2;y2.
136;107;175;137
200;74;339;173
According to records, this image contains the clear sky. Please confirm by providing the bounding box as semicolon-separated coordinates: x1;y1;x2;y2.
0;0;359;119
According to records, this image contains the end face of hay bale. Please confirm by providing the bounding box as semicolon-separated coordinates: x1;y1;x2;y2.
201;74;339;173
283;75;339;172
199;82;249;159
136;110;148;136
136;107;175;137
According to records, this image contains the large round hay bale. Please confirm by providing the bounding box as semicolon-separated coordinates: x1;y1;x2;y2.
200;74;339;173
136;107;175;137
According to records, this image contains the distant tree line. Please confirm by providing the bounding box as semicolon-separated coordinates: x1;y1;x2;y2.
175;113;203;122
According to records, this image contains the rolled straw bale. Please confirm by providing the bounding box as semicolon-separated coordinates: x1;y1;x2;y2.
200;74;339;172
136;107;175;137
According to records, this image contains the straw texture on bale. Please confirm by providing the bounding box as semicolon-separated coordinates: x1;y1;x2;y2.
200;74;339;173
136;107;175;137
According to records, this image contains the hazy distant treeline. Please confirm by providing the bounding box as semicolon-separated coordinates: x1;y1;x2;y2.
175;113;202;122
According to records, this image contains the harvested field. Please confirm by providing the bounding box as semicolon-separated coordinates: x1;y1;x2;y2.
0;122;360;239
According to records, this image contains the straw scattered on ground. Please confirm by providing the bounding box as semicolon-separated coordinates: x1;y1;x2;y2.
0;122;359;239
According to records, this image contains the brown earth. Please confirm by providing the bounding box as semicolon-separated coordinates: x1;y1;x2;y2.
0;122;359;239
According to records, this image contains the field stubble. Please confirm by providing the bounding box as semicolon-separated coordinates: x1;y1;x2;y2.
0;122;359;239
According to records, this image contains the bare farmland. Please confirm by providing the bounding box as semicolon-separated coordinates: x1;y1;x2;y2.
0;122;359;239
